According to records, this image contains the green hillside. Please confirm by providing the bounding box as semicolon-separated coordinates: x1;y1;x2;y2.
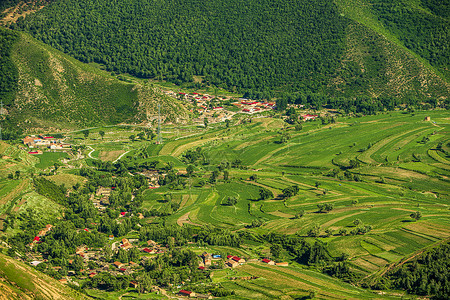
0;26;189;132
0;252;90;299
8;0;449;100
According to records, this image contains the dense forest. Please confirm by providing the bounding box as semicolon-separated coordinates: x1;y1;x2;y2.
0;27;19;106
13;0;348;94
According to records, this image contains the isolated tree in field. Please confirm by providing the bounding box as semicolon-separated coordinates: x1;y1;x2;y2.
294;210;305;219
317;203;333;213
351;199;358;205
348;159;360;169
99;131;105;140
225;119;231;128
223;196;237;206
410;211;422;221
204;117;209;128
315;181;321;189
129;135;136;142
137;132;146;140
325;228;333;237
15;170;20;179
353;219;362;226
307;224;320;237
82;129;90;139
295;123;303;131
259;188;273;200
279;132;290;144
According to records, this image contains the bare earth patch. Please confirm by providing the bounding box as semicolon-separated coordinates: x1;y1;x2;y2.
99;150;125;161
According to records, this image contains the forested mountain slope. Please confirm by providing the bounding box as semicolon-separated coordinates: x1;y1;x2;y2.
8;0;449;100
0;27;188;134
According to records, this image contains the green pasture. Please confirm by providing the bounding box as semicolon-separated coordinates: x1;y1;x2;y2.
35;152;69;169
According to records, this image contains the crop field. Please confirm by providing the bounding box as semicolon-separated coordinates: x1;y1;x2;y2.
218;263;391;299
133;110;449;278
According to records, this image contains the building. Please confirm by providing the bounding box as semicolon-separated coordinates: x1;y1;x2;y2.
302;114;319;121
114;261;124;269
227;255;245;263
276;262;289;267
178;290;196;297
262;258;275;265
226;260;239;268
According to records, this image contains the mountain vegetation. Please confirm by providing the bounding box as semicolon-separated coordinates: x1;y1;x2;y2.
0;28;189;132
9;0;449;100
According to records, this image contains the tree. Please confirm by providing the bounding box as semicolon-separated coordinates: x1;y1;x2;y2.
186;165;194;177
137;132;146;140
317;203;333;213
82;130;90;139
294;210;304;219
138;273;153;294
223;196;237;206
353;219;362;226
99;131;105;140
279;132;290;144
315;181;321;189
129;135;136;142
259;188;273;200
307;224;320;237
223;170;229;181
204;117;209;128
410;211;422;221
270;243;283;258
225;119;231;128
295;123;303;131
15;170;20;179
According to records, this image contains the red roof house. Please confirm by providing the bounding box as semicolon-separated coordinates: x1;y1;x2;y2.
179;290;194;296
33;236;40;242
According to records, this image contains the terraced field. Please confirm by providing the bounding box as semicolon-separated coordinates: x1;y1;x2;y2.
139;110;450;278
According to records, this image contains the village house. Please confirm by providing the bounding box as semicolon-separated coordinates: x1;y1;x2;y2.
121;238;133;250
276;262;289;267
226;260;239;268
178;290;196;297
227;255;245;263
113;261;124;269
201;252;212;266
302;114;319;121
262;258;275;265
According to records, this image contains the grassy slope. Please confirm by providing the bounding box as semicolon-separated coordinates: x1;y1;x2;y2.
8;30;189;130
331;0;449;99
0;252;90;300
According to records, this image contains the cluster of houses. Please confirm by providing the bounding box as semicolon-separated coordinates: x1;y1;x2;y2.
232;99;275;114
22;135;71;152
137;170;161;189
